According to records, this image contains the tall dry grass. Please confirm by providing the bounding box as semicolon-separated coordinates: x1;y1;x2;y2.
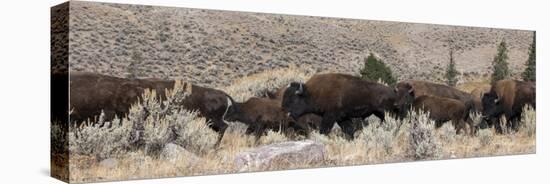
59;67;536;183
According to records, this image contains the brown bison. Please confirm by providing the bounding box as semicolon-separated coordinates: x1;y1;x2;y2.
394;80;475;118
64;72;234;145
470;85;491;112
413;95;473;134
266;85;323;131
224;97;316;140
281;73;398;138
481;80;536;133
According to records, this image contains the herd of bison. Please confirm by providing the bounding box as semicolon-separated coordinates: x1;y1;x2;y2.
52;71;536;146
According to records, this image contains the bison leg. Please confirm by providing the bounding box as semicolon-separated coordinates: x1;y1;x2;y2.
373;111;386;122
290;121;311;137
320;114;338;135
337;119;356;140
508;115;521;132
210;119;228;147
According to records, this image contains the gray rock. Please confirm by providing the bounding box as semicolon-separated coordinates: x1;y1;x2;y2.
98;158;118;169
160;143;200;164
235;140;326;171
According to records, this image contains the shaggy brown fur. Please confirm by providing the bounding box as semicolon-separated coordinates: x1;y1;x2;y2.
482;80;536;132
282;73;397;138
413;95;473;135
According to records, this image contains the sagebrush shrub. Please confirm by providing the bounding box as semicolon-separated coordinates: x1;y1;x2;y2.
407;111;441;160
68;80;216;159
477;129;493;146
521;105;536;137
359;113;405;155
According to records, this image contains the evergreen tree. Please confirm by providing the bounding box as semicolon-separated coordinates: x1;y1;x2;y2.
522;32;536;82
491;40;510;83
445;48;459;86
359;53;397;86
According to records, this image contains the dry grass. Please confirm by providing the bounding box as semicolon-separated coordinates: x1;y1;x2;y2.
59;68;535;183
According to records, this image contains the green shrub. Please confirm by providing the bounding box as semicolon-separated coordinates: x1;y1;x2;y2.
359;53;397;86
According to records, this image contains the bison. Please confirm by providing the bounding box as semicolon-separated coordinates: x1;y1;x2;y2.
481;80;535;133
266;85;323;131
224;97;316;140
394;80;475;118
470;85;491;112
62;72;234;145
281;73;397;138
412;95;473;134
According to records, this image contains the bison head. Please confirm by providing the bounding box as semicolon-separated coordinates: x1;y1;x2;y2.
394;82;415;117
223;97;241;122
481;91;504;120
282;82;313;119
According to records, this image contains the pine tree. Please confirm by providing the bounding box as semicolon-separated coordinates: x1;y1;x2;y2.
522;32;536;82
359;53;397;86
491;40;510;83
445;48;459;86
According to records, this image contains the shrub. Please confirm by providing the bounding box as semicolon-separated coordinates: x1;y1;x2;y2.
359;53;397;86
68;80;217;159
477;129;493;146
407;111;441;160
438;122;456;143
69;117;131;160
521;105;536;137
51;123;68;155
359;114;406;155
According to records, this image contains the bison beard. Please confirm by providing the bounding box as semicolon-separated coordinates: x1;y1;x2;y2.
481;80;535;133
281;73;397;139
62;72;233;146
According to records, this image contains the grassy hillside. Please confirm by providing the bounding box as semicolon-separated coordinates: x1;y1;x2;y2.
61;1;533;87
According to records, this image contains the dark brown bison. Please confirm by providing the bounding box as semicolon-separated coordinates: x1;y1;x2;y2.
266;85;323;131
224;97;312;140
394;80;475;118
470;85;491;112
413;95;473;134
281;73;398;138
64;72;234;145
481;80;536;133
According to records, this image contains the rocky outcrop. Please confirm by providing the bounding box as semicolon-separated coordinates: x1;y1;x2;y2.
235;141;326;171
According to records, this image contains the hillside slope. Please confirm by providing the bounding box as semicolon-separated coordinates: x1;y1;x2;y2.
63;1;533;87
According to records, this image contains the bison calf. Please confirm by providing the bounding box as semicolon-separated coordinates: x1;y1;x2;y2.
413;95;473;135
224;97;310;141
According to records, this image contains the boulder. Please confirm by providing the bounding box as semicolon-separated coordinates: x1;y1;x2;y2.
98;158;118;169
160;143;200;164
235;140;326;171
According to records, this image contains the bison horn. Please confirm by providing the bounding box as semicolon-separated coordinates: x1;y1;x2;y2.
494;97;500;104
295;83;304;95
226;97;233;107
408;88;414;94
